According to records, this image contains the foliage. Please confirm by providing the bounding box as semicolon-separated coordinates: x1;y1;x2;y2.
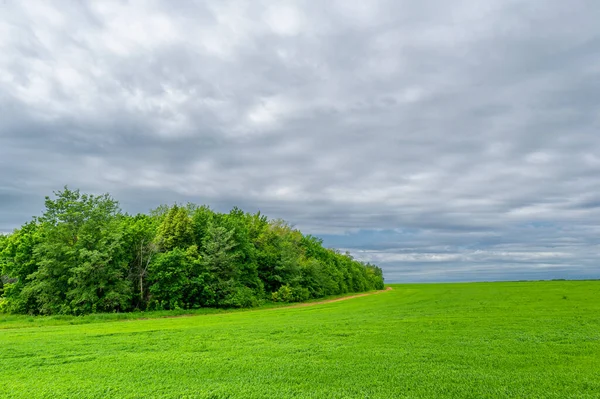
157;204;193;251
0;188;384;314
0;281;599;398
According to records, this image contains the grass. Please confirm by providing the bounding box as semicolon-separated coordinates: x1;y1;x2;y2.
0;293;362;330
1;281;599;398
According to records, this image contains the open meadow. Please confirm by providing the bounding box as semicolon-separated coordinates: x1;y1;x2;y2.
1;281;599;398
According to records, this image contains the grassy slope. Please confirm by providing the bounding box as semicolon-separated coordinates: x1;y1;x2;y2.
1;281;599;399
0;292;375;330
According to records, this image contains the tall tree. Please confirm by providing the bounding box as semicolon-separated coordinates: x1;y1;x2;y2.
147;246;200;310
121;214;162;309
25;188;130;314
0;234;7;298
157;205;194;251
202;224;238;282
0;221;42;313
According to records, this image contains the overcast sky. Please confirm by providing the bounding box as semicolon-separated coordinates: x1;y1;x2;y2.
1;1;600;282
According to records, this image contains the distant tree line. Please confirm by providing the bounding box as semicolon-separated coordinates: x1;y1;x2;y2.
0;188;384;315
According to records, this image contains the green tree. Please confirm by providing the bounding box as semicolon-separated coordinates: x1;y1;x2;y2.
121;214;162;309
147;246;200;310
202;224;238;283
190;205;215;249
255;220;303;293
220;209;263;294
157;205;194;251
200;223;261;307
24;187;131;314
0;221;43;313
0;234;7;297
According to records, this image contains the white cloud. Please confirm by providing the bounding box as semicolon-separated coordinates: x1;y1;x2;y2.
264;4;305;36
1;0;600;281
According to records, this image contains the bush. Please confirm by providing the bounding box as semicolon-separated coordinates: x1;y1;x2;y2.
272;285;310;303
222;286;259;308
272;285;294;302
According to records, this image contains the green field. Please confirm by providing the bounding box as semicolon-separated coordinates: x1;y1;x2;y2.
1;281;599;398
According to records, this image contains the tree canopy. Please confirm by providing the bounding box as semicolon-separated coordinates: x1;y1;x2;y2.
0;188;385;315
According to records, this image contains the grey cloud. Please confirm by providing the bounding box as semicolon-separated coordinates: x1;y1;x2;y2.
1;0;600;281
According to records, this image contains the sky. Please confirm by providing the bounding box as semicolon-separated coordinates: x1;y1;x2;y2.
1;1;599;282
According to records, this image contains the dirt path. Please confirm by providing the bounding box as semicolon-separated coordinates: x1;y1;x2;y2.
128;287;393;322
270;286;393;310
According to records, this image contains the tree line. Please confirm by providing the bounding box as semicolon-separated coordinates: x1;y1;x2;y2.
0;188;384;315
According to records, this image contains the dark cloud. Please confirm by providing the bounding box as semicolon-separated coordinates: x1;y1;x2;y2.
1;0;600;281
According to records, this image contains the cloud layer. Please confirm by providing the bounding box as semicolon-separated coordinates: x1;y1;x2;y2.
1;0;600;281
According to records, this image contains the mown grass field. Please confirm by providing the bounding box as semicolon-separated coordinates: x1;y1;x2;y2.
1;281;599;399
